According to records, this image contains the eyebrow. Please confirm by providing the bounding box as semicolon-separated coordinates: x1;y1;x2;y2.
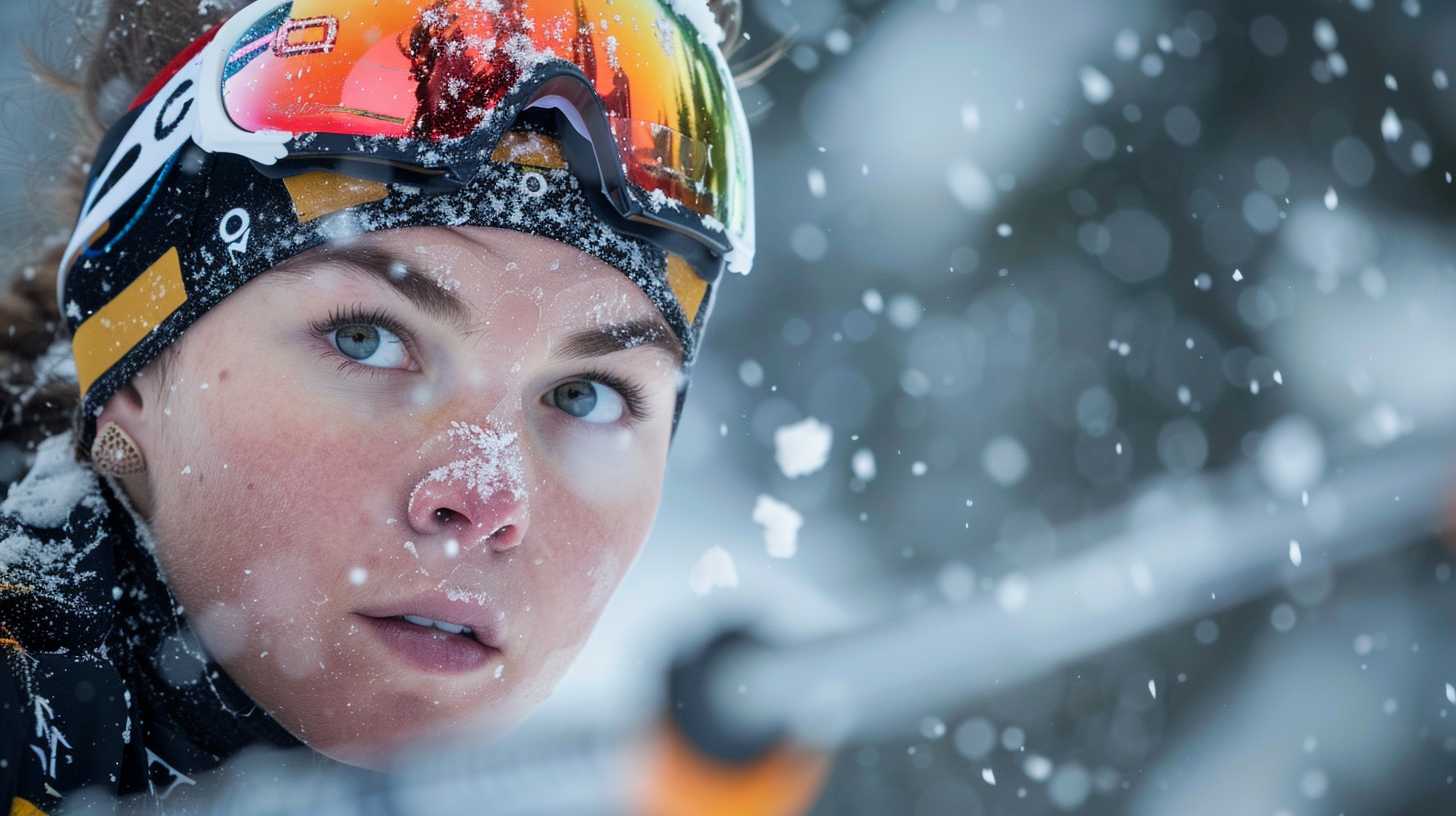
553;317;684;366
275;245;476;333
278;243;684;364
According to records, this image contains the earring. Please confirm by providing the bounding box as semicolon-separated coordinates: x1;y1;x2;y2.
91;421;147;476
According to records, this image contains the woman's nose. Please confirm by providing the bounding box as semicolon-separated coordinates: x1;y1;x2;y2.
409;484;524;553
406;426;529;553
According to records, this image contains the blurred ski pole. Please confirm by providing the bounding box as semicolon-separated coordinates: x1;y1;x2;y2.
143;428;1456;815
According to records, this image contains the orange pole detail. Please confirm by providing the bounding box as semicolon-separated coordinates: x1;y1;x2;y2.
629;718;832;816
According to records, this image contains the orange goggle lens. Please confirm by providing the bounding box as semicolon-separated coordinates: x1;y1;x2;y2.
220;0;751;265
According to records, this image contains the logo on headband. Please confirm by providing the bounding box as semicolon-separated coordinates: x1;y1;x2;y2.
219;208;253;260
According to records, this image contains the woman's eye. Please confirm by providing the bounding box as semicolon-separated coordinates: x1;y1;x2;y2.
550;380;625;424
331;323;410;370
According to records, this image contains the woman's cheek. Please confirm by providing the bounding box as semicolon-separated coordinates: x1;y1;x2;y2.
195;360;365;502
154;389;388;717
528;423;661;636
534;420;663;507
155;367;358;628
528;436;661;651
514;505;637;708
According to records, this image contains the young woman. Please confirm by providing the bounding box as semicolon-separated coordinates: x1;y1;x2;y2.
0;0;769;810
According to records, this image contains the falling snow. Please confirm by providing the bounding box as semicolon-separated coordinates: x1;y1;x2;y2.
752;495;803;558
774;417;834;479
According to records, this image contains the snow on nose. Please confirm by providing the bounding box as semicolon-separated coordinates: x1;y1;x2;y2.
408;421;528;552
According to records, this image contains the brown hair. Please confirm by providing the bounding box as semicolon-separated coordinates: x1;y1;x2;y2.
0;0;235;465
0;0;783;466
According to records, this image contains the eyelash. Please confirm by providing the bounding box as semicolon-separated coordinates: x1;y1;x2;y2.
309;303;421;378
308;304;653;422
571;367;653;423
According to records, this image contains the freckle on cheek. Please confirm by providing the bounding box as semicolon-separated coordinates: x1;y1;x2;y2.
218;369;229;383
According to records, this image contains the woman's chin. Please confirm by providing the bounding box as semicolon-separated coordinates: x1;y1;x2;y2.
305;706;529;771
312;739;396;771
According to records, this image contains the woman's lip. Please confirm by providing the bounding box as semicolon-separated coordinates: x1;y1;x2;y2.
356;614;503;675
354;594;507;650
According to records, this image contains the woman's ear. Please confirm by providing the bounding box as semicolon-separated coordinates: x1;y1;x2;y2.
95;380;155;519
96;380;147;436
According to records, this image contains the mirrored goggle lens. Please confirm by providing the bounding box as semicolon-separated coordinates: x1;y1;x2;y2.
220;0;749;255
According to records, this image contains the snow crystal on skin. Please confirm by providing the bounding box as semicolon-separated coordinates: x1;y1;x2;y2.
689;545;738;595
442;586;492;605
1;431;104;529
582;291;638;328
774;417;833;478
411;422;528;523
410;256;463;293
753;495;802;558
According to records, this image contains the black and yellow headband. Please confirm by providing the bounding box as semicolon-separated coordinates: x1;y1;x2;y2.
62;119;714;455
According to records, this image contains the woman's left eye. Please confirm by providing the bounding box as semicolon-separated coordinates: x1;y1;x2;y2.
330;323;410;370
550;380;626;424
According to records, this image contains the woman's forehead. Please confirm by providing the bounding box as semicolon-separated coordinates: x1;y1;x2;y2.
282;225;669;335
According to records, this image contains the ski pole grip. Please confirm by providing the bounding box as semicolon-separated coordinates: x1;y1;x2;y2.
629;627;831;816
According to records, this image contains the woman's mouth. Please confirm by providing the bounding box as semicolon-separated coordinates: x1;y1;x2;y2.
356;613;503;674
399;613;474;636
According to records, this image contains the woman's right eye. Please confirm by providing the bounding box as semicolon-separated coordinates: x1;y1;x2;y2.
331;323;411;370
549;379;627;424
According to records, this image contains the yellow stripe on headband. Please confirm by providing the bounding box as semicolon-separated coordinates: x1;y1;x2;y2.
72;247;188;396
665;253;707;324
283;171;390;224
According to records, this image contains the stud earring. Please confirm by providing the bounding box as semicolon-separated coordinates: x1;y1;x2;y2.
91;421;147;476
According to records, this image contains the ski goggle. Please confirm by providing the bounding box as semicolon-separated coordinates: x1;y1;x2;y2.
60;0;754;292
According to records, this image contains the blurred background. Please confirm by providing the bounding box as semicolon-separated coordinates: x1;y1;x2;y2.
6;0;1456;813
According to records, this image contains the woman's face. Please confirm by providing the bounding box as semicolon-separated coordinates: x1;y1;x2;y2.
106;226;682;766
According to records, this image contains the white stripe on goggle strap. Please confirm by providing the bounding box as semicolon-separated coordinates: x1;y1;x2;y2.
59;53;203;304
